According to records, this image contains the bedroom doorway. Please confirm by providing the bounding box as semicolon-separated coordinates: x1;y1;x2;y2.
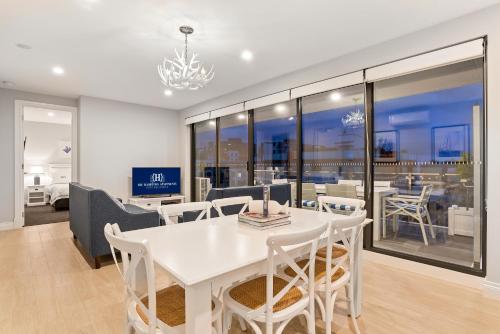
14;101;78;228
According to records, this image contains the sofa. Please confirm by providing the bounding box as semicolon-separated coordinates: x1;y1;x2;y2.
204;184;291;217
69;183;159;268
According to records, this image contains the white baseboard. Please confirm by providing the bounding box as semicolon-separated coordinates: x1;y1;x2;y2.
483;279;500;298
363;250;483;289
0;221;15;231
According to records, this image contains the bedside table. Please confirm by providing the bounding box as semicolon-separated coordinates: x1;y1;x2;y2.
27;185;47;206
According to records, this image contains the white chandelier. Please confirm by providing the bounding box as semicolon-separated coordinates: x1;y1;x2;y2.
341;97;365;128
158;26;215;90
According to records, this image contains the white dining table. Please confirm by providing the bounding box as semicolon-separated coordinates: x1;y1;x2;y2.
124;207;372;334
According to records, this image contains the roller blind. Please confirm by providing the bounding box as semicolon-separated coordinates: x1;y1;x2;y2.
366;39;484;82
291;71;364;99
185;112;210;125
210;103;245;119
244;90;290;110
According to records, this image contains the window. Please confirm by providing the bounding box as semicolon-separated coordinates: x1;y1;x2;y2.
302;85;365;204
253;101;297;187
193;120;217;201
372;59;485;270
218;112;248;187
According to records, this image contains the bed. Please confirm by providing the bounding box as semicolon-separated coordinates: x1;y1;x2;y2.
47;164;71;211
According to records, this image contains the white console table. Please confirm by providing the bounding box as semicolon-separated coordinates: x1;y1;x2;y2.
128;195;185;211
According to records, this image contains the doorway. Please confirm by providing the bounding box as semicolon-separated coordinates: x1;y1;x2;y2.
14;101;78;228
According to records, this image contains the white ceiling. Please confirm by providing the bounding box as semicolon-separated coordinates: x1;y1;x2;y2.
0;0;497;110
24;107;72;125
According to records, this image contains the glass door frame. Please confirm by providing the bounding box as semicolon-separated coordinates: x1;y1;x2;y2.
362;56;488;277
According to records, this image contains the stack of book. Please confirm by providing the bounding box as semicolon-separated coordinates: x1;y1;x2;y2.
238;212;291;229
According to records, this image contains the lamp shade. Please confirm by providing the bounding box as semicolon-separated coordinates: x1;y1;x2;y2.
29;166;44;174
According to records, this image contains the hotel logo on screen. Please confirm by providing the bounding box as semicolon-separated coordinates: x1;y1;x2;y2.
150;173;165;183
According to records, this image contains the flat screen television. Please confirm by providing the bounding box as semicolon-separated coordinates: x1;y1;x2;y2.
132;167;181;197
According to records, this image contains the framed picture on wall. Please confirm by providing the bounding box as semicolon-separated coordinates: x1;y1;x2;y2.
432;125;470;162
374;130;398;162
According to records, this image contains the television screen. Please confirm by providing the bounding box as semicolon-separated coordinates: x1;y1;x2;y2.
132;167;181;196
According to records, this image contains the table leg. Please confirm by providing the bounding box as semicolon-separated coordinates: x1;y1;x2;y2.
185;281;212;334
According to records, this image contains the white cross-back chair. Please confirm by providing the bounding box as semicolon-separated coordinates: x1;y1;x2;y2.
282;212;367;334
382;185;435;245
316;196;365;264
223;223;328;334
318;196;365;216
104;223;222;334
212;196;252;216
157;201;212;225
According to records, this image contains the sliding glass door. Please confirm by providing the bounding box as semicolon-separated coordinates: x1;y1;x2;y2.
189;39;486;275
218;112;248;187
302;85;365;206
371;59;485;270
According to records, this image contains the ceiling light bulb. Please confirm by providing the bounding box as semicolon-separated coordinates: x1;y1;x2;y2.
330;92;342;101
237;114;245;120
164;89;173;96
241;50;253;61
275;104;286;113
52;66;65;75
48;112;55;117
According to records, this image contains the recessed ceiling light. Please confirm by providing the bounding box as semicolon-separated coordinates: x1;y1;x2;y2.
274;104;286;113
288;116;294;121
164;89;173;97
1;80;15;87
330;92;342;101
237;114;246;120
16;43;32;50
241;50;253;61
47;112;55;117
52;66;65;75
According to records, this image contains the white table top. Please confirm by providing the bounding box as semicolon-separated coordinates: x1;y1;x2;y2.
124;207;351;286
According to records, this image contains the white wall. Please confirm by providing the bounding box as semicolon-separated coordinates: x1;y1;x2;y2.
180;5;500;290
78;96;180;200
23;121;72;175
0;88;77;223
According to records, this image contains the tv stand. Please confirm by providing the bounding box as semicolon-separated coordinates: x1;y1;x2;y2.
128;195;184;211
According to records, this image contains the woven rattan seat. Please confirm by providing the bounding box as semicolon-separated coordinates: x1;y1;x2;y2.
316;244;348;259
228;276;303;312
284;259;346;283
137;284;215;327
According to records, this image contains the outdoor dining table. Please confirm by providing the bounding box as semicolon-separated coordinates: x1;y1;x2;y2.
124;207;372;333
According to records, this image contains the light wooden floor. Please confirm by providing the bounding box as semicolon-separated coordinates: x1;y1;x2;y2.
1;222;499;334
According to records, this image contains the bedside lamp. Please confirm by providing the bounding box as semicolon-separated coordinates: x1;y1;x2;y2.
29;166;45;185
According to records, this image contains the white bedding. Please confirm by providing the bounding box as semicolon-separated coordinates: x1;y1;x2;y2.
47;183;69;205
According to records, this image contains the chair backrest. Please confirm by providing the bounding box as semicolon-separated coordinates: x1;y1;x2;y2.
325;184;358;199
256;223;328;331
374;180;391;188
104;223;157;334
157;201;212;224
211;196;252;216
317;196;365;216
323;212;367;286
419;185;433;206
338;179;363;187
302;183;317;202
